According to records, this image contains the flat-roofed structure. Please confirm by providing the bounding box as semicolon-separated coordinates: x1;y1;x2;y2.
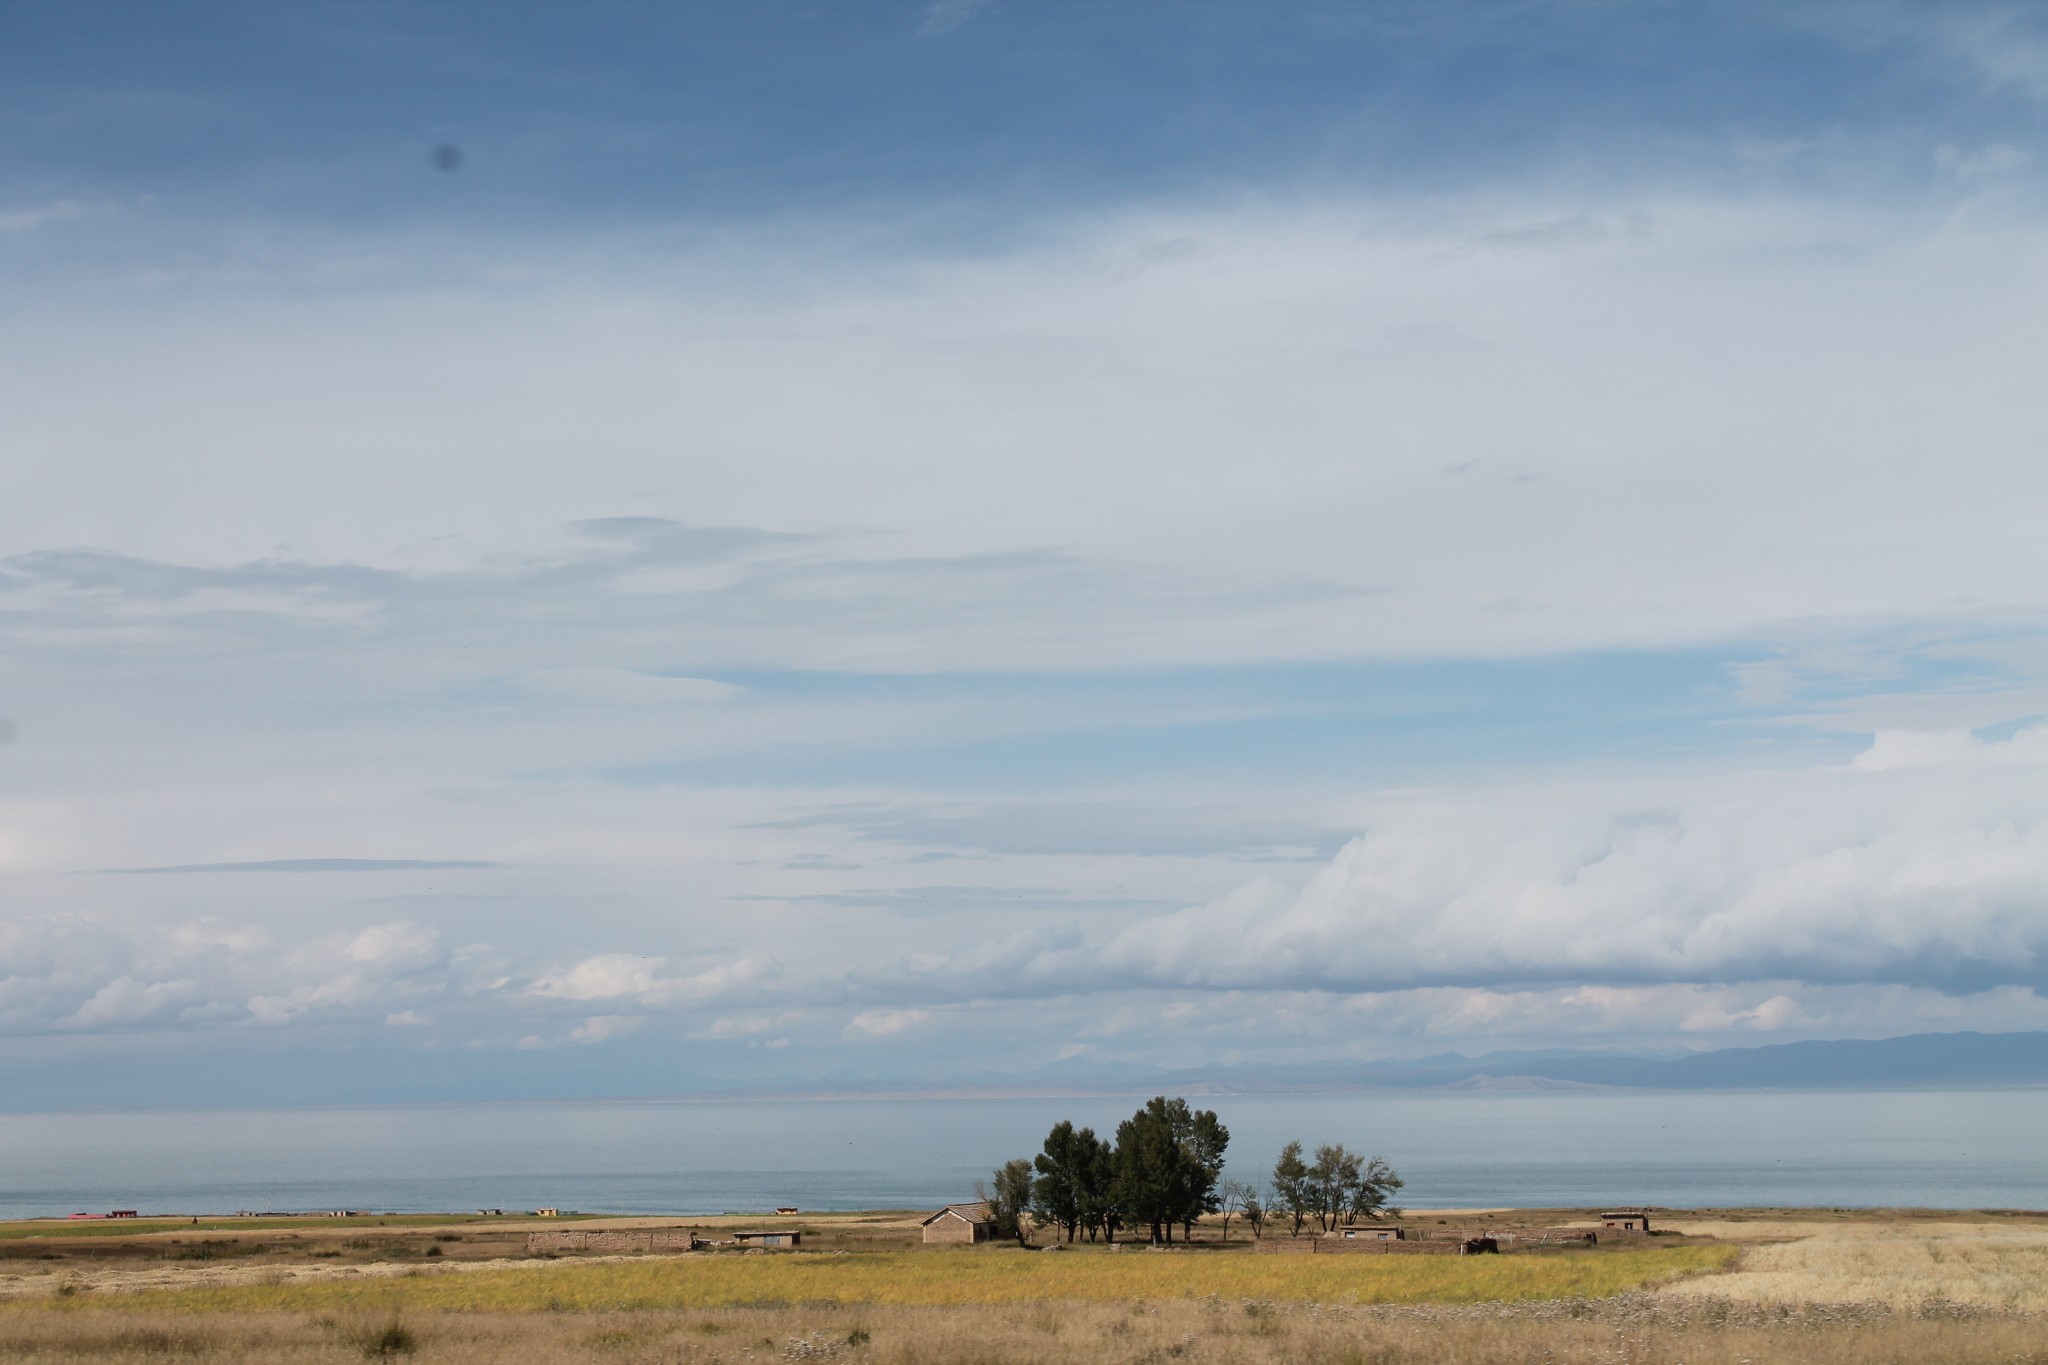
1600;1209;1652;1233
731;1229;801;1248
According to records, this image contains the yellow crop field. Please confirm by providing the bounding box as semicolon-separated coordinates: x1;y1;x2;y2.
26;1244;1734;1315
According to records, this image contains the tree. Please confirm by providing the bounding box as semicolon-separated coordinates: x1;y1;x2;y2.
1031;1121;1087;1242
1242;1183;1268;1240
1111;1096;1229;1244
1076;1127;1118;1243
1219;1178;1258;1242
1272;1141;1313;1236
1309;1143;1364;1233
1178;1106;1230;1243
1112;1100;1181;1244
980;1158;1036;1246
1346;1155;1405;1224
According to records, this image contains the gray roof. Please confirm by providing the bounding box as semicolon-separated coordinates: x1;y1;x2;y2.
921;1201;992;1225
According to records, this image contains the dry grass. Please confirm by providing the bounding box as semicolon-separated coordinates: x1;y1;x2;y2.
10;1209;2048;1361
1660;1219;2048;1312
1;1296;2046;1364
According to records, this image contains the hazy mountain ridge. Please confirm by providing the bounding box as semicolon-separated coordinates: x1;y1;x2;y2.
782;1030;2048;1100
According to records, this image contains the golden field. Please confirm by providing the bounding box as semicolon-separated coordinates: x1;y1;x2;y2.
12;1242;1734;1313
4;1210;2048;1362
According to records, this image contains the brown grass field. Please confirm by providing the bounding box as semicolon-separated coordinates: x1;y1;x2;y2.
2;1207;2045;1362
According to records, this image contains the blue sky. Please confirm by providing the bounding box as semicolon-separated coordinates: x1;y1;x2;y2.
6;1;2048;1106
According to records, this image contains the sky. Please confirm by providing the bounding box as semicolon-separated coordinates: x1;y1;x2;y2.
6;0;2048;1107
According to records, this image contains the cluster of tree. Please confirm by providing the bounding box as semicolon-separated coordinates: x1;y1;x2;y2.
983;1097;1402;1246
984;1096;1229;1245
1263;1140;1404;1234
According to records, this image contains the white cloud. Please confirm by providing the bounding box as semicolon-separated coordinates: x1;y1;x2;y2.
528;953;667;1002
1851;726;2048;771
0;200;95;233
844;1008;930;1039
519;669;743;710
569;1014;639;1044
1094;734;2048;996
13;193;2048;668
1936;142;2032;182
58;976;202;1030
918;0;989;37
528;954;774;1007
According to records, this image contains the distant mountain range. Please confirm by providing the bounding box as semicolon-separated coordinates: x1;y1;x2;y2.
10;1029;2045;1112
720;1030;2048;1100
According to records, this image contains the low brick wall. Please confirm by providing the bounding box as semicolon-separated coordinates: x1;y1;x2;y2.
527;1228;699;1254
1250;1228;1603;1255
1253;1236;1448;1255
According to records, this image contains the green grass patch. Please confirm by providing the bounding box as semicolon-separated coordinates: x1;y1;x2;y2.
21;1244;1737;1314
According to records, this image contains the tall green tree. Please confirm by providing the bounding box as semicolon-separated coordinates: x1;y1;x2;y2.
1346;1154;1405;1224
1112;1096;1229;1244
1177;1105;1230;1242
1308;1143;1364;1232
1030;1120;1087;1242
1076;1127;1118;1243
1112;1100;1181;1244
1271;1140;1313;1236
981;1158;1037;1246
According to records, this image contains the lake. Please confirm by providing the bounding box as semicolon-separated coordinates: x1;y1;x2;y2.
1;1090;2043;1219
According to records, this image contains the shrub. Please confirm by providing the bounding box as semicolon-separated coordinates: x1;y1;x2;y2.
352;1318;416;1358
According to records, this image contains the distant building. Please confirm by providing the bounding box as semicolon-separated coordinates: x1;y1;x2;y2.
1600;1210;1652;1233
775;1206;799;1216
921;1201;994;1245
730;1229;801;1248
534;1208;561;1218
108;1210;138;1219
1340;1225;1404;1241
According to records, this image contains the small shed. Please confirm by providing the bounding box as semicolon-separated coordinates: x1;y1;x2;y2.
1600;1210;1652;1233
1340;1225;1404;1241
921;1201;994;1244
731;1229;802;1248
775;1206;799;1216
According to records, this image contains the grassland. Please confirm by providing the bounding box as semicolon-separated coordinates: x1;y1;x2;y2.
0;1214;558;1242
19;1242;1733;1314
1664;1215;2048;1312
4;1295;2048;1364
4;1209;2047;1363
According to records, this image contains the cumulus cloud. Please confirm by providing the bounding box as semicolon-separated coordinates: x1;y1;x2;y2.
1094;728;2048;996
0;913;451;1034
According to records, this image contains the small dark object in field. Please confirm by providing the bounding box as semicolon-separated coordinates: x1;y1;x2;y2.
1459;1236;1500;1255
425;1244;442;1256
847;1326;872;1346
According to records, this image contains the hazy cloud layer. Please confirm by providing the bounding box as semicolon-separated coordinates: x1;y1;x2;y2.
10;2;2048;1096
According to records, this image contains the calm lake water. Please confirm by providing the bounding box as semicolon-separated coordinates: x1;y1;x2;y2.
1;1090;2043;1219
